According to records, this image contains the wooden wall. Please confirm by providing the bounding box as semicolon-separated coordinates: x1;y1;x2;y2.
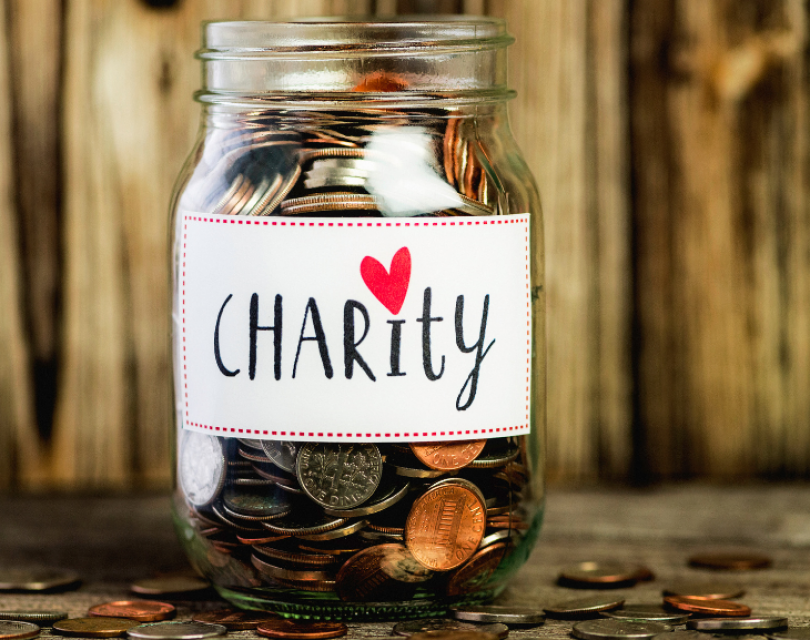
0;0;808;491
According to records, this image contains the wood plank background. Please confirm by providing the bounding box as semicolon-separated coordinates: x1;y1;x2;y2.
0;0;807;491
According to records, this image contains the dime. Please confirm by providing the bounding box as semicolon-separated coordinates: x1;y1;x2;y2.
393;465;447;479
0;568;81;592
273;577;338;592
664;596;751;617
449;605;546;625
0;611;67;624
573;619;671;640
467;447;520;469
336;544;430;601
256;619;348;639
662;581;745;600
253;545;339;567
222;486;292;518
262;512;347;537
261;441;300;473
544;596;626;619
405;478;486;571
687;617;788;632
179;432;225;507
126;621;228;639
296;443;383;509
88;601;176;623
323;481;410;518
237;438;264;450
130;576;210;596
688;553;772;570
393;620;508;639
603;605;690;623
297;519;368;541
559;562;649;589
0;621;39;640
53;617;140;638
409;441;486;471
191;610;281;631
251;554;335;582
444;542;507;597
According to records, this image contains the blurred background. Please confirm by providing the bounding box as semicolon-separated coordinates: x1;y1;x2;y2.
0;0;807;492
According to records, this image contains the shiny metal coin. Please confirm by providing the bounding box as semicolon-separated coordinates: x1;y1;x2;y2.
0;621;40;639
126;621;228;639
450;605;546;625
0;568;81;592
261;441;300;473
544;596;625;619
323;481;410;518
479;529;520;549
0;610;67;624
296;443;382;509
179;432;225;508
237;438;264;450
251;555;335;582
393;619;508;639
54;617;139;638
130;576;210;596
392;465;446;479
603;605;689;623
359;528;404;543
688;553;772;571
262;513;347;537
222;485;291;518
651;632;705;640
687;617;788;631
304;174;367;189
297;519;368;541
573;620;671;640
664;596;750;617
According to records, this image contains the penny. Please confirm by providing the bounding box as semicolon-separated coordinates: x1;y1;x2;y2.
559;562;649;588
544;596;626;619
687;617;788;631
573;619;671;640
450;605;546;625
393;620;508;639
662;581;745;600
409;441;486;471
336;544;430;601
89;601;176;623
0;611;67;624
126;621;228;639
445;543;507;597
296;443;383;509
603;605;690;623
53;617;140;638
179;432;225;507
261;441;300;473
130;576;210;596
191;610;280;631
256;619;348;639
0;621;40;640
688;553;772;570
664;596;751;617
0;569;81;592
405;477;486;571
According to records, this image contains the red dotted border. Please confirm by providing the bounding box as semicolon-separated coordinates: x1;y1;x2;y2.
181;212;532;441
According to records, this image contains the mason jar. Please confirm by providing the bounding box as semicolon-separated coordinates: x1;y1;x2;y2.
170;18;545;620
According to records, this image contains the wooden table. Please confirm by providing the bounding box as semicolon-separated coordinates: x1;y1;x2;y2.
3;485;810;638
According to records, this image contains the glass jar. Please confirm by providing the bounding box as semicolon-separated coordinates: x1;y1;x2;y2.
170;18;545;621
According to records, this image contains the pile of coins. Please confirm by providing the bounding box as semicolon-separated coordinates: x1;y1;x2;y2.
178;434;530;600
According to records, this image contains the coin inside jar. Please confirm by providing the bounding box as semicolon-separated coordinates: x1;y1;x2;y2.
409;441;486;470
126;621;228;639
336;543;431;601
296;443;383;509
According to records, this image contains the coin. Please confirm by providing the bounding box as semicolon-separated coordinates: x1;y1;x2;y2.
409;441;486;470
179;432;225;507
261;441;300;473
0;611;67;624
336;544;430;601
544;596;626;619
559;562;649;588
253;544;339;567
130;576;210;596
768;628;810;639
323;481;410;518
651;632;705;640
262;512;347;536
191;610;280;631
89;601;176;623
296;443;383;509
53;617;140;638
392;465;447;479
664;596;751;617
687;617;788;631
450;605;546;625
223;485;292;518
573;620;671;640
126;621;228;639
295;518;368;541
409;632;499;640
405;477;486;571
662;581;745;600
256;619;348;639
393;620;508;639
0;621;40;640
688;553;772;570
444;542;507;597
251;555;336;582
603;605;690;623
0;568;81;592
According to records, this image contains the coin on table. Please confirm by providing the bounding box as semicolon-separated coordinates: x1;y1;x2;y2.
89;601;176;623
0;621;40;639
256;619;348;639
662;581;745;600
544;595;625;619
130;576;210;596
651;632;706;640
405;477;486;571
409;632;499;640
409;441;486;471
559;562;650;589
393;619;508;639
126;621;228;639
768;628;810;640
0;610;67;624
0;568;81;592
53;617;140;638
602;605;690;623
687;617;788;631
450;605;546;625
664;596;751;617
191;611;280;631
688;553;772;570
573;619;671;640
296;443;382;509
179;432;225;507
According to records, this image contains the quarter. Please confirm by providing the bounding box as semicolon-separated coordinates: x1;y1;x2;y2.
544;596;625;619
0;621;40;640
572;620;671;640
449;605;545;625
687;617;788;631
126;621;228;639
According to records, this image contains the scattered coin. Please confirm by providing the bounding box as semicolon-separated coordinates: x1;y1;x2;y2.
393;619;508;639
688;553;772;571
256;619;348;639
89;601;176;623
662;582;745;600
53;617;140;638
664;596;751;617
130;576;210;596
559;562;649;589
687;617;788;631
0;569;81;592
573;619;671;640
0;621;40;640
544;596;626;619
190;611;279;631
126;621;228;639
768;628;810;640
651;632;705;640
409;632;499;640
602;605;690;623
449;605;546;625
0;611;67;624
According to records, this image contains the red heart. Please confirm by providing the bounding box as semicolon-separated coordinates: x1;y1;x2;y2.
360;247;411;315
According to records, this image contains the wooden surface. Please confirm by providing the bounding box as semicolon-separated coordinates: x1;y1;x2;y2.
3;485;810;634
0;0;809;490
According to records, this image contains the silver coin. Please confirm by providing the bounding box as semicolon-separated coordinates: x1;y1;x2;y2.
0;620;39;639
479;529;520;549
127;621;228;639
222;485;291;517
324;481;410;518
262;512;347;536
0;610;67;624
179;432;225;507
450;605;546;625
392;465;446;479
768;629;810;640
359;528;403;543
304;174;368;189
603;605;689;623
0;568;81;592
573;619;671;640
260;441;300;473
296;443;383;509
394;620;509;639
298;519;368;541
544;596;625;619
236;437;263;450
651;632;706;640
687;617;789;632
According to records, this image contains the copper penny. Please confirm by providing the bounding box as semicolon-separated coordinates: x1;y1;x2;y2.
88;601;175;623
191;610;281;631
405;478;486;571
688;553;772;571
130;576;210;596
664;596;751;617
53;617;140;638
256;619;347;639
409;441;486;471
336;544;430;601
445;542;507;596
558;562;650;588
662;582;745;600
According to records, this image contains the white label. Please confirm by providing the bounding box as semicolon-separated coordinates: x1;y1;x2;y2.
177;212;531;442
